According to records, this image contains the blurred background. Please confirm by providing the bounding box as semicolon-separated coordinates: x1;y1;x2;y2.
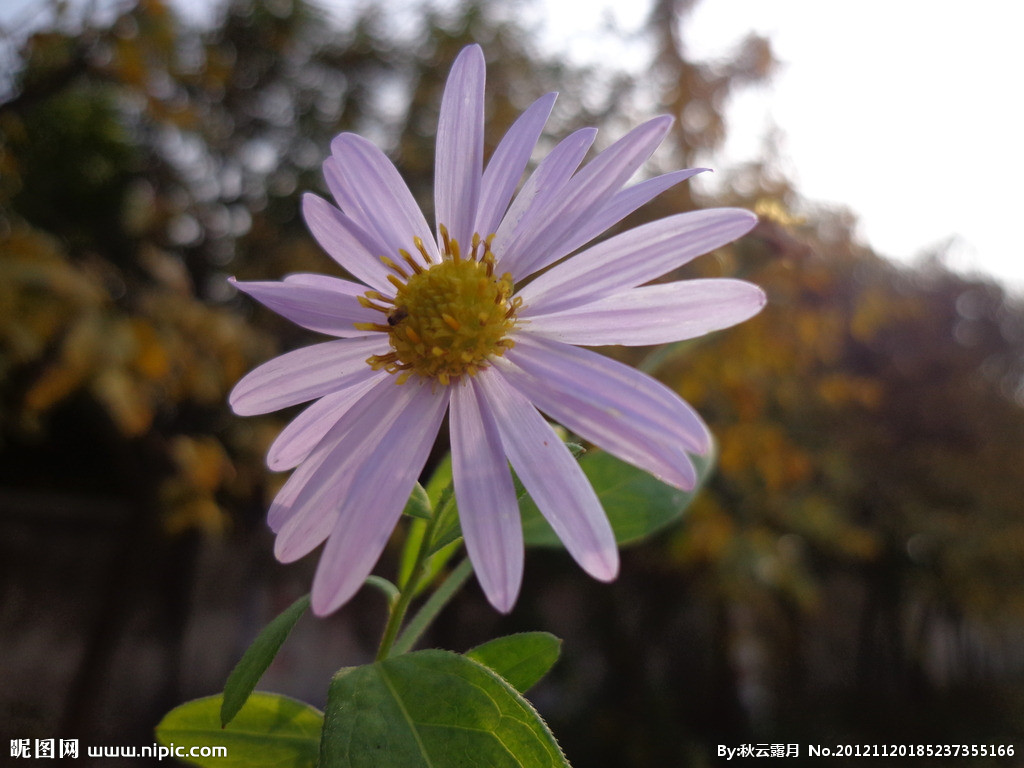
2;0;1024;765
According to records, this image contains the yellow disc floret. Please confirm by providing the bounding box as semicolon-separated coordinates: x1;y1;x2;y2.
355;227;521;386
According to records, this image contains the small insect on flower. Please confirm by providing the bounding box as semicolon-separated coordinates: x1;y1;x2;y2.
229;44;764;616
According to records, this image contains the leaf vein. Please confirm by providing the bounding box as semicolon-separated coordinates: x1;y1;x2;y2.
378;665;436;768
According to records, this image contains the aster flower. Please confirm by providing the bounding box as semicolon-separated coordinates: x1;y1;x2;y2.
229;45;764;616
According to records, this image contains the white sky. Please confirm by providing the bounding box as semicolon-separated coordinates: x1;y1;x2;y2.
4;0;1021;292
542;0;1024;293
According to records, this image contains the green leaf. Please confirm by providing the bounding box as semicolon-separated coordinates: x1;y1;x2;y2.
465;632;561;693
415;537;463;597
424;453;453;508
221;594;310;727
402;483;433;520
397;459;463;596
427;501;463;554
564;442;586;458
414;453;464;556
320;650;571;768
156;692;322;768
521;447;716;547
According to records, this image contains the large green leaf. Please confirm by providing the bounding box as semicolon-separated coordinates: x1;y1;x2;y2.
320;650;571;768
221;594;310;726
521;448;715;547
156;692;321;768
465;632;561;693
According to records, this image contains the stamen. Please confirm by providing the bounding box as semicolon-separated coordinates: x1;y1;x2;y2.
414;237;433;264
354;322;392;332
380;256;409;279
439;225;452;259
357;295;392;313
366;351;399;370
399;249;425;274
358;230;519;386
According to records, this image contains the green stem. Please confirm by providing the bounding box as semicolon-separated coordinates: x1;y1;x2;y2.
392;557;474;656
376;509;443;660
376;472;475;661
375;576;419;661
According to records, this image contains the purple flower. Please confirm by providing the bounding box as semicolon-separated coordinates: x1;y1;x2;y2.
230;45;763;616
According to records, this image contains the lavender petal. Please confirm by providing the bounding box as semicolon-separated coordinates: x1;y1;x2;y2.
477;368;619;581
451;378;523;613
435;44;485;250
523;279;767;346
229;336;389;416
518;208;758;315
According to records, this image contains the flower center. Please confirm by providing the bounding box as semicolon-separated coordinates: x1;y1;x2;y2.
355;227;520;386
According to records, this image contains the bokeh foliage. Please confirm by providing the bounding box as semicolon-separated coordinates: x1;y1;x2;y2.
3;0;1024;764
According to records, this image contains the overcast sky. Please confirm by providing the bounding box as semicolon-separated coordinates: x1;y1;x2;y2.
542;0;1024;293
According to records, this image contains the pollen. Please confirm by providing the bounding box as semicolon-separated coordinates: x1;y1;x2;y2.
364;227;520;383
